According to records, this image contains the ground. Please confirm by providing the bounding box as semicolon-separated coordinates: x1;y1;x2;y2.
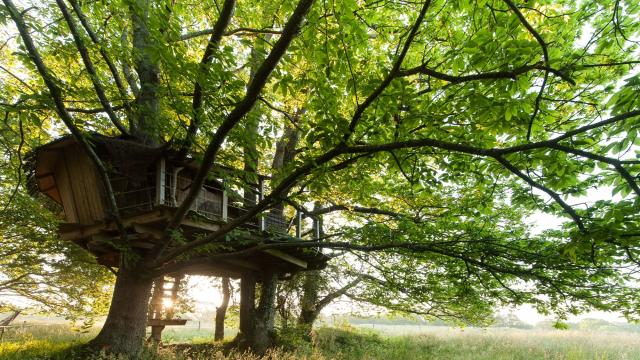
1;323;639;359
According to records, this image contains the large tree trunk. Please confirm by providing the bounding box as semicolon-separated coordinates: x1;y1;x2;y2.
238;272;256;348
297;270;321;334
298;203;322;333
90;267;153;355
252;271;277;355
214;277;231;341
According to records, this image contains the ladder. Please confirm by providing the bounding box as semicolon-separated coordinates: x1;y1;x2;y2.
147;274;187;343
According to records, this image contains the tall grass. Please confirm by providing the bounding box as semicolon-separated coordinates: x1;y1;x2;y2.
0;324;93;360
1;323;639;359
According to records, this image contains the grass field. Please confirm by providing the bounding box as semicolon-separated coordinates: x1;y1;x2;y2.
1;323;639;359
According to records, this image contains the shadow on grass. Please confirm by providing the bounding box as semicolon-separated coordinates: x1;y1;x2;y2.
43;341;232;360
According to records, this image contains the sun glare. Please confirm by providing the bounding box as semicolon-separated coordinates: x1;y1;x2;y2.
187;276;225;310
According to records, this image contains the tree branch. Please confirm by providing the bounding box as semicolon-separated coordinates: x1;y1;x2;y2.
3;0;127;243
492;155;585;231
400;62;574;86
502;0;551;141
548;143;640;196
316;276;363;311
179;27;283;41
179;0;236;158
310;204;406;218
56;0;128;135
152;0;316;264
67;0;133;118
344;0;433;141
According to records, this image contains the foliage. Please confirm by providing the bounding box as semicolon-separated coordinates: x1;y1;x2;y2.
0;117;113;320
0;0;639;335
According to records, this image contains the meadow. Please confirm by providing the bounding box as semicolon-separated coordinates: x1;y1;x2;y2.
1;323;639;359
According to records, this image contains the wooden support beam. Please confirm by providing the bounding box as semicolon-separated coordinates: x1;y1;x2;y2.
60;209;166;241
133;223;164;239
149;277;165;321
313;217;320;239
180;217;221;232
222;189;228;222
263;249;307;269
258;178;265;231
225;258;261;271
171;167;183;206
147;319;187;326
156;158;166;205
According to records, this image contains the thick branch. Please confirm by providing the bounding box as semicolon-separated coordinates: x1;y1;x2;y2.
496;110;640;153
130;0;160;140
67;104;126;114
344;0;432;140
548;143;640;196
154;239;576;284
153;0;316;263
179;27;283;41
316;276;364;311
68;0;132;117
56;0;128;135
180;0;236;157
400;62;574;86
310;204;405;218
493;155;585;231
502;0;550;141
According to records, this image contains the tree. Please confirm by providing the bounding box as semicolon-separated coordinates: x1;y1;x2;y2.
1;0;639;356
214;277;231;341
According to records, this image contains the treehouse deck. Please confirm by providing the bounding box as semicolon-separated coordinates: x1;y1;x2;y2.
28;135;328;278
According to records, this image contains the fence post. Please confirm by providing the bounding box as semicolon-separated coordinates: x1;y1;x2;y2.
295;210;302;239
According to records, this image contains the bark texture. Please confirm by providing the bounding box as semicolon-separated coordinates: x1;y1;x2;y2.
238;273;256;345
297;269;321;333
90;268;153;355
252;271;278;354
214;277;231;341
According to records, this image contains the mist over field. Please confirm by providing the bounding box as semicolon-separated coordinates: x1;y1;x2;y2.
3;313;640;359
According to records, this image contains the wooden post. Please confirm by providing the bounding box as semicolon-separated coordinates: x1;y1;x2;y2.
166;274;183;319
313;217;320;239
258;178;264;202
155;158;166;206
295;210;302;239
149;277;165;320
150;325;165;343
222;189;228;222
258;178;265;231
171;167;183;206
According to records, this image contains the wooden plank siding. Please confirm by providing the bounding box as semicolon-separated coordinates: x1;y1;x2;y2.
53;146;106;224
62;146;105;224
54;151;79;223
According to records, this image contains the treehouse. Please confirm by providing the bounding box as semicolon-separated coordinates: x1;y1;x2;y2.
28;134;328;340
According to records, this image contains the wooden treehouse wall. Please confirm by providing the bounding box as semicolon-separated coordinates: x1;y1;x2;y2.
53;144;106;224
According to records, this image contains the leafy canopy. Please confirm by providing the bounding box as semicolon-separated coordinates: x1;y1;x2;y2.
0;0;639;321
